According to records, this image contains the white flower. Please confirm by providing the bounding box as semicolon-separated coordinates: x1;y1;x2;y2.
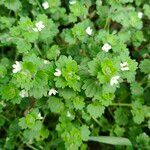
86;26;93;35
12;61;21;73
19;89;28;98
69;0;76;5
32;27;39;32
110;76;120;86
102;43;111;52
48;88;58;96
44;60;50;64
54;68;61;77
138;12;143;19
42;1;49;9
37;113;44;120
36;21;45;31
120;62;129;71
33;21;45;32
67;111;71;117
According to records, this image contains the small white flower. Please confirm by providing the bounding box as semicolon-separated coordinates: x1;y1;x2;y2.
102;43;111;52
19;89;28;98
67;111;71;117
86;26;93;35
44;60;50;64
138;12;143;19
37;113;44;120
32;27;39;32
48;88;58;96
35;21;45;31
110;76;120;86
12;61;21;73
54;68;61;77
69;0;76;5
120;62;129;71
33;21;45;32
42;1;49;9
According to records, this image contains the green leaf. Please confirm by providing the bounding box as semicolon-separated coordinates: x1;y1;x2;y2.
25;114;36;128
0;16;15;30
101;59;117;77
120;0;133;3
143;4;150;19
82;79;101;98
72;20;92;42
136;133;150;148
87;102;105;118
88;58;101;76
0;117;5;127
59;88;76;100
113;125;125;136
131;31;145;47
131;102;146;124
111;6;143;29
88;136;132;146
48;97;64;113
69;1;88;20
46;45;60;60
47;0;61;7
1;84;18;101
80;125;90;141
73;96;85;110
13;71;33;90
0;64;7;78
61;29;76;44
16;39;31;54
19;118;28;129
55;55;81;91
114;108;128;126
139;59;150;74
22;61;37;74
4;0;22;11
36;14;59;43
130;82;143;98
30;86;48;99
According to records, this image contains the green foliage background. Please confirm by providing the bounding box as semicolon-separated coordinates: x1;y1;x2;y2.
0;0;150;149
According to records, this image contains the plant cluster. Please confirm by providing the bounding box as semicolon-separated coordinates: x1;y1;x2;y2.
0;0;150;149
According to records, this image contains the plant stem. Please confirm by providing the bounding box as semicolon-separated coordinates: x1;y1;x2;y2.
18;134;38;150
141;124;148;127
35;0;44;13
0;114;10;122
139;76;148;86
92;117;102;127
108;107;114;118
110;103;132;107
8;10;11;16
34;42;42;55
26;144;38;150
104;18;110;30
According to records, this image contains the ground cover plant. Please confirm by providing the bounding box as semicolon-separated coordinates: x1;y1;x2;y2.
0;0;150;149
